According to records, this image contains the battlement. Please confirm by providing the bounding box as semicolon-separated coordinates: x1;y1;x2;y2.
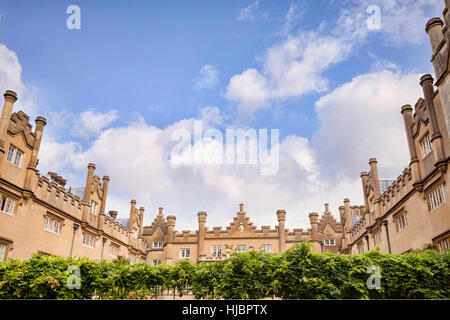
380;167;413;210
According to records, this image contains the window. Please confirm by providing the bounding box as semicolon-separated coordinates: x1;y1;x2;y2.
374;231;381;247
153;242;163;248
396;212;408;232
0;244;5;262
420;133;433;157
0;195;15;216
261;244;272;253
6;145;24;168
109;244;118;257
358;244;365;254
180;248;190;258
44;215;61;235
212;245;222;257
132;229;138;239
90;201;98;215
130;255;136;264
236;245;246;253
438;238;449;254
428;183;446;211
82;233;95;248
152;260;161;266
324;239;335;246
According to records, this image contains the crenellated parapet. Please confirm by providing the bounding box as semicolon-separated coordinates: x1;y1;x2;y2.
379;168;413;211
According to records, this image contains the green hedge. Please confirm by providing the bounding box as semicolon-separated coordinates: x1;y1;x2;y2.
0;243;448;299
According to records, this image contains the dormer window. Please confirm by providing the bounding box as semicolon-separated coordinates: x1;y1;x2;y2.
420;133;433;158
6;144;23;168
90;201;98;215
324;239;335;246
153;242;163;248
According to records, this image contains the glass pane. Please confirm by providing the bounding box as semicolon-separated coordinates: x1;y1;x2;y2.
14;151;22;167
7;145;15;162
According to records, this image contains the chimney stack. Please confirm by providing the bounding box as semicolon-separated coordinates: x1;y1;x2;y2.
0;90;18;153
109;210;118;219
425;17;444;55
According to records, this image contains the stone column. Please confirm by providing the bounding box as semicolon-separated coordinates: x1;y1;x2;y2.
0;90;17;154
277;210;286;252
198;211;207;259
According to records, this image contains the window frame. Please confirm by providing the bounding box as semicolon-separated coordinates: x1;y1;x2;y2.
420;133;433;158
6;144;24;168
180;248;191;258
43;214;62;235
0;243;6;262
109;244;119;257
261;244;272;253
427;182;446;211
89;201;98;215
236;245;247;253
152;260;161;266
82;232;96;248
153;241;163;248
212;245;222;257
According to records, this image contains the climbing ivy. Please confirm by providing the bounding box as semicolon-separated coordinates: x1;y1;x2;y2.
0;243;448;299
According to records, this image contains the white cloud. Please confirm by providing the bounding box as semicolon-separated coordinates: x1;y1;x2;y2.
337;0;443;45
71;109;118;139
236;0;268;22
224;0;442;115
313;70;422;180
0;44;38;115
224;30;352;114
194;65;219;90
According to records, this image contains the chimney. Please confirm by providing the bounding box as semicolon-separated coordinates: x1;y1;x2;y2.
369;158;381;197
401;105;418;162
29;116;47;168
139;207;144;236
109;210;118;219
129;199;136;231
83;163;96;203
100;176;110;214
309;212;319;240
425;17;444;55
0;91;18;153
277;209;286;251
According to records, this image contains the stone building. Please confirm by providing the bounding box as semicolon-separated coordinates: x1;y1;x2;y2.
2;1;450;266
0;91;147;263
340;1;450;255
144;203;343;265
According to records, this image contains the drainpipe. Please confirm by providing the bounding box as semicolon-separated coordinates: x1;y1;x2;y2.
365;234;370;252
382;220;392;254
320;240;324;253
70;223;80;257
101;237;107;262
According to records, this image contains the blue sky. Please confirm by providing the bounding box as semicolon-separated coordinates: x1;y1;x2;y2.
0;0;445;229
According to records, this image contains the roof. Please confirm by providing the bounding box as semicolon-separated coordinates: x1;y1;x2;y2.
71;187;85;200
116;218;129;229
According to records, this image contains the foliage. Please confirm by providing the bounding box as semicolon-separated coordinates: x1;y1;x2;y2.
0;243;448;299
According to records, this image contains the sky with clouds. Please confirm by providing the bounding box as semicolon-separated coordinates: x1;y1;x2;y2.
0;0;444;231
